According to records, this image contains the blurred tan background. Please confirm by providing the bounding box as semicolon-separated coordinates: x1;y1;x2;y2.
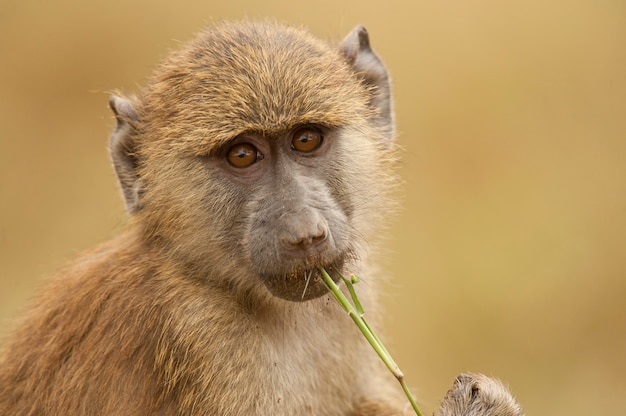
1;1;625;414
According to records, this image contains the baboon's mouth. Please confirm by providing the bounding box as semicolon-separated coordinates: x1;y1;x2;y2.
260;260;344;302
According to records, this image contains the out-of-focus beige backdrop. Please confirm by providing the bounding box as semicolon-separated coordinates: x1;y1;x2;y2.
1;1;625;414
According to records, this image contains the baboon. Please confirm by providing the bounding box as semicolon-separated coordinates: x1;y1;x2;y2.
0;21;523;415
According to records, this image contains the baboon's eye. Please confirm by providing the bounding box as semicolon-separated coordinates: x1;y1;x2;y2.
291;128;323;153
227;143;263;168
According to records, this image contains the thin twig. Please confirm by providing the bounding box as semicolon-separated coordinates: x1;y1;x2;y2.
319;267;423;416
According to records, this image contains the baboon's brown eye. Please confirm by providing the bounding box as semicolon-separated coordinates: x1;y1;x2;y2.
291;128;323;153
227;143;262;168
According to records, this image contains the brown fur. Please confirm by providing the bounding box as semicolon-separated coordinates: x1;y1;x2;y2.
0;21;523;415
435;374;524;416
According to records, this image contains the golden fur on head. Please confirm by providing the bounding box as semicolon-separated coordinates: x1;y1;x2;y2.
138;21;372;155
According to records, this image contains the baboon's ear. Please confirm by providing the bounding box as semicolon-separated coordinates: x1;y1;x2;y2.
109;95;141;213
341;26;394;141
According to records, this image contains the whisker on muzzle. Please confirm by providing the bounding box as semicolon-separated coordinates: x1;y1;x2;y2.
301;269;313;300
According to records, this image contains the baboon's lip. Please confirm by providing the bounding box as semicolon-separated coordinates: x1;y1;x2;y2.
259;258;345;302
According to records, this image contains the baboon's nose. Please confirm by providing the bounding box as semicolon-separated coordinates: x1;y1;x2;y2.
279;210;329;254
281;228;328;251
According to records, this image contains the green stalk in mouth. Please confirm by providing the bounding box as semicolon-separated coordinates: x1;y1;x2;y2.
319;267;424;416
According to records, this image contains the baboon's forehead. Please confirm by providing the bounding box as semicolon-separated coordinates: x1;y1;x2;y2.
139;22;369;154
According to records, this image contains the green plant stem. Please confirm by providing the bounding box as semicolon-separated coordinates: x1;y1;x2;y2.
319;268;424;416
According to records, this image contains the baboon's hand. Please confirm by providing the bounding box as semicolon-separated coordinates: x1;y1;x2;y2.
435;373;524;416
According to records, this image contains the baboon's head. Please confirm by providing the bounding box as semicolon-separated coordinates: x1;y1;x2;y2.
109;22;394;302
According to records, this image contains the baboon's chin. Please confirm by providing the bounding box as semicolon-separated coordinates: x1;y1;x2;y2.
260;264;343;302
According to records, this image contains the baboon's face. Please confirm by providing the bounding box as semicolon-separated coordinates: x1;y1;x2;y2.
209;125;353;301
115;23;391;302
141;124;373;303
